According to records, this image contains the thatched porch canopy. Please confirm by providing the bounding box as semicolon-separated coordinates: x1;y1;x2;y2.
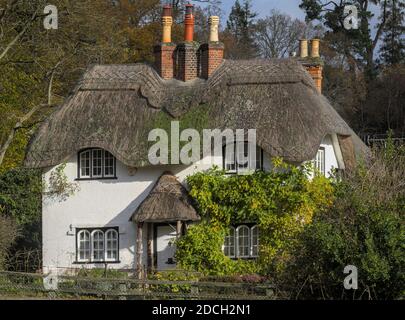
131;172;200;223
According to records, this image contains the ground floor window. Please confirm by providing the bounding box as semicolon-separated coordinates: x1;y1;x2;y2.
76;227;119;263
223;225;259;259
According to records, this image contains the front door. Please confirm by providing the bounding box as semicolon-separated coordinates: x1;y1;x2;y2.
156;225;177;270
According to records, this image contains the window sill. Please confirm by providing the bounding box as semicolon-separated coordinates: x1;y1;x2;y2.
73;260;121;265
228;257;258;260
75;177;118;181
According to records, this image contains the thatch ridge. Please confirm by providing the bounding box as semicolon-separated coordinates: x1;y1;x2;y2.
24;58;368;168
131;172;200;223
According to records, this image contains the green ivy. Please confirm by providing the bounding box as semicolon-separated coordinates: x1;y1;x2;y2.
176;159;335;276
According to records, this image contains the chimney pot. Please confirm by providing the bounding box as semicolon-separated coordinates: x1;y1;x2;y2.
162;5;173;43
209;16;220;42
310;39;320;58
184;4;195;42
299;39;308;58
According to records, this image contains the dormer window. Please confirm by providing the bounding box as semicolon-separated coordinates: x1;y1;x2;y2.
78;148;116;179
223;142;263;174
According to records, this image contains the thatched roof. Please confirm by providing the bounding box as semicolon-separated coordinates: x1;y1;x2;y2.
131;172;200;223
24;59;368;168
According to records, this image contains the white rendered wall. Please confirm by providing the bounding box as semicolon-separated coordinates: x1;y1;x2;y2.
42;135;338;273
320;135;339;177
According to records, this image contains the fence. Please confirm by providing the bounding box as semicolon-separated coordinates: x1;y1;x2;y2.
361;133;405;147
0;271;276;300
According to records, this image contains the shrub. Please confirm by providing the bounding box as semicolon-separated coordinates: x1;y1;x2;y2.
0;209;19;269
176;160;335;275
281;145;405;300
0;168;42;252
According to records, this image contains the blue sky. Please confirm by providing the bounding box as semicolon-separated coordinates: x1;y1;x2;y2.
220;0;305;20
212;0;380;35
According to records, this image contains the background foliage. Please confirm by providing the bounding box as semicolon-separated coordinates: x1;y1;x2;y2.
279;143;405;300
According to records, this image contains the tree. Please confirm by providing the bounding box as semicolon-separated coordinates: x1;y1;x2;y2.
255;10;322;58
299;0;391;80
0;0;127;171
224;0;258;59
379;0;405;65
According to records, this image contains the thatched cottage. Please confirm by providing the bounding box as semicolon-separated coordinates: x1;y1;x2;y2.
25;4;367;276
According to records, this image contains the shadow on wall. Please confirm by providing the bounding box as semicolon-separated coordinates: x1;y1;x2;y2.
103;163;198;270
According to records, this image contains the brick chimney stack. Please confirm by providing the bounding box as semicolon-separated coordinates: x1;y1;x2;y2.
201;16;224;79
299;38;323;93
176;3;199;81
154;5;175;80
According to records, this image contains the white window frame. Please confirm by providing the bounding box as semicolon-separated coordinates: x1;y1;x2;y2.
223;226;236;258
78;149;116;179
105;229;119;262
236;225;250;258
92;149;103;178
224;225;259;259
104;151;116;178
251;226;259;258
79;150;91;178
223;142;263;174
77;230;91;262
91;230;105;262
313;147;326;176
76;228;120;263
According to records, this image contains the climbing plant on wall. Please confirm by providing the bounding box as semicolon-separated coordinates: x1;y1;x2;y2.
175;159;335;276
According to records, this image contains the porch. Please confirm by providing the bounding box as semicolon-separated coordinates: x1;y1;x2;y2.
130;172;200;278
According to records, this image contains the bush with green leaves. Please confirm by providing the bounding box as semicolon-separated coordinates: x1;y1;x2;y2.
0;168;42;253
0;208;19;270
281;145;405;300
175;159;335;276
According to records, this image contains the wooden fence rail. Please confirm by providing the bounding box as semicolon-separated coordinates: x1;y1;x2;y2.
0;271;276;300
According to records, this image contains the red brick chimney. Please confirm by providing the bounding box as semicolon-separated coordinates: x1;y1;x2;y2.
175;4;199;81
154;5;176;80
201;16;224;79
299;39;323;93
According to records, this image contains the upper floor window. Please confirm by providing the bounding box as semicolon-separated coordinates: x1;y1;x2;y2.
76;227;119;263
78;148;116;179
223;225;259;259
223;142;263;174
312;147;325;176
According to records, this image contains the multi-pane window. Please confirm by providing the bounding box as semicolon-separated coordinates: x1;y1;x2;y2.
92;230;104;262
78;149;116;179
79;150;91;178
76;228;119;263
224;227;236;258
223;142;263;174
251;226;259;257
237;225;250;258
77;230;91;262
105;229;119;261
223;225;259;259
92;149;103;178
313;147;325;176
